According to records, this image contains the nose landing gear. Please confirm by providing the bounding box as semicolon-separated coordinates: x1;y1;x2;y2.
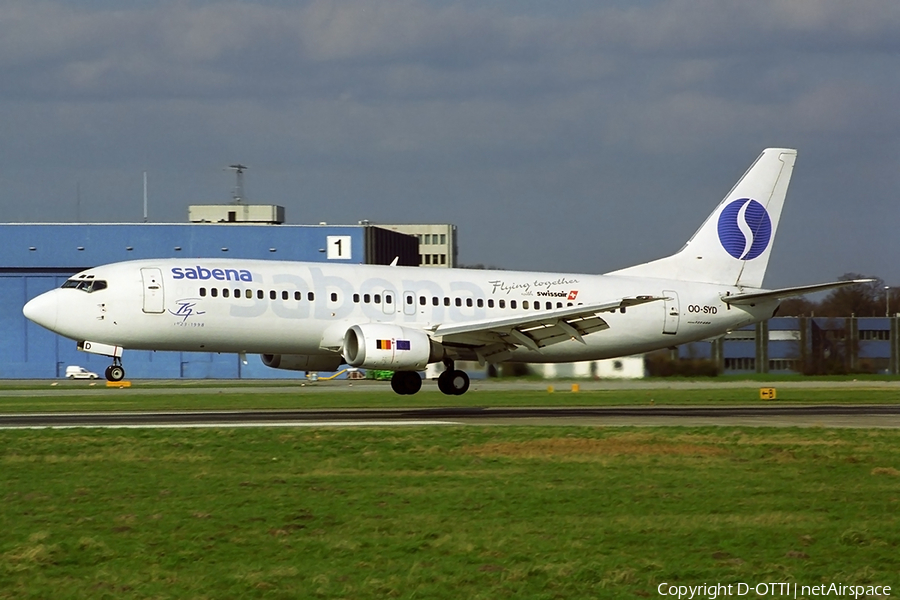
104;359;125;382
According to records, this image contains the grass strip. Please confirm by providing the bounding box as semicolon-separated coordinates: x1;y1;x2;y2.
1;385;899;413
1;426;899;598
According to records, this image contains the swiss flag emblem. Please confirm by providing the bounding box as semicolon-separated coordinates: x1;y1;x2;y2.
567;290;578;301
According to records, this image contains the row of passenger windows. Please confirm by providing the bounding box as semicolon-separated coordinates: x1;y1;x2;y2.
197;287;576;311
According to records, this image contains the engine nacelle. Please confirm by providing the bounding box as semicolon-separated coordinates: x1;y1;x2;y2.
343;324;442;370
261;353;343;372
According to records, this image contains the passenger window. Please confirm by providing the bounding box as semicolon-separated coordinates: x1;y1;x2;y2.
270;290;276;300
556;302;562;308
418;296;425;306
374;294;381;304
546;302;552;310
444;297;450;306
257;290;264;299
211;288;218;297
331;292;338;302
455;298;462;307
364;294;371;303
282;291;289;300
523;301;529;309
477;299;483;308
353;294;360;303
295;291;302;301
223;289;230;298
200;288;207;297
432;297;438;306
385;294;392;304
466;298;473;308
511;300;517;309
499;299;505;309
308;292;315;301
246;289;252;299
487;299;494;308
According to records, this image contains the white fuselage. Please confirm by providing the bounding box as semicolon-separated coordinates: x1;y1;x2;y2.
27;258;775;363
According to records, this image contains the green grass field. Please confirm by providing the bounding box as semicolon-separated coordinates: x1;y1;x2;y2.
1;381;899;413
2;425;899;599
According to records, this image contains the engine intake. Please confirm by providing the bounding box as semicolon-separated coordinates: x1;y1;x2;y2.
343;324;442;370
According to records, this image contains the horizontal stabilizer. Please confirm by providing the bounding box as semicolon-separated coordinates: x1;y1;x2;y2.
722;279;874;306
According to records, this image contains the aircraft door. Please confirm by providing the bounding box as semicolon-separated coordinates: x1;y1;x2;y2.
141;268;165;314
403;291;417;316
662;290;679;335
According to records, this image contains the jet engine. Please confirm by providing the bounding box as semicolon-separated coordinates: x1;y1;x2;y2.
261;353;343;372
343;324;442;370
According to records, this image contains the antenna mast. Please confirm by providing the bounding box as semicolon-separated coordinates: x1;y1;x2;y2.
226;164;247;204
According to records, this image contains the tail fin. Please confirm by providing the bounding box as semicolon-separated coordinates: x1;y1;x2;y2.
609;148;797;288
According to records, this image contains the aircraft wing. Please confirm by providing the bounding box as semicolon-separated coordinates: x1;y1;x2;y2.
428;296;665;362
721;279;874;306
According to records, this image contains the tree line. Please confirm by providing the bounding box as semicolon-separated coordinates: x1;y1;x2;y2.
778;274;897;318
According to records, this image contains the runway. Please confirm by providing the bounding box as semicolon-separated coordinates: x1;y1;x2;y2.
3;404;900;429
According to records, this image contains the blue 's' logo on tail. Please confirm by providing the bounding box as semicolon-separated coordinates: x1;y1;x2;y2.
717;198;771;260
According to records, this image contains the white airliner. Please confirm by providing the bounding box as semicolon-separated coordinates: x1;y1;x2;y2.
23;148;863;395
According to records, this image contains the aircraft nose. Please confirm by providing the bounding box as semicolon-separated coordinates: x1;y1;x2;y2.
23;291;59;331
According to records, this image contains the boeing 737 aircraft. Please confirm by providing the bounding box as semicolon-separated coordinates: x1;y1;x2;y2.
23;148;864;395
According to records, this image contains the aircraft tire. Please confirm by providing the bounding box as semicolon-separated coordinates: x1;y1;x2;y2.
390;371;421;395
438;369;469;395
106;365;125;382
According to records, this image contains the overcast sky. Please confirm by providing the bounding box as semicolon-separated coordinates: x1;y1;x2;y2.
2;0;898;288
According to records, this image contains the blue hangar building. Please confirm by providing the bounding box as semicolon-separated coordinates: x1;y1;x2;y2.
1;222;417;379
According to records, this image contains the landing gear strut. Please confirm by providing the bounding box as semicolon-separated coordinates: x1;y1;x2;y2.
437;360;470;396
390;371;422;395
104;358;125;382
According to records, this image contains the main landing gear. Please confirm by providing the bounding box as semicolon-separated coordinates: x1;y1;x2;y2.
390;370;422;395
104;358;125;382
437;361;469;396
389;361;470;396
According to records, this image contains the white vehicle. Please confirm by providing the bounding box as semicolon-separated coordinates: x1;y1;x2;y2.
24;149;864;395
65;365;99;379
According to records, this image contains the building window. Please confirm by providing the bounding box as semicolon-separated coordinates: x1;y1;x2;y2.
440;254;446;265
860;330;890;341
724;357;756;371
424;255;431;265
440;234;446;245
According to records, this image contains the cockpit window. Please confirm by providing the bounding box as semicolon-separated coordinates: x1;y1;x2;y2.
61;279;108;293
